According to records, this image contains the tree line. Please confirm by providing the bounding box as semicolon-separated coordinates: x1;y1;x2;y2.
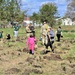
0;0;75;27
30;0;75;27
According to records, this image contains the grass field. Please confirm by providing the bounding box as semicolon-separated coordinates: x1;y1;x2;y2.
0;25;75;75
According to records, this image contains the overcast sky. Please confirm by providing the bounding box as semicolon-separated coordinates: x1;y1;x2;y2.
21;0;67;17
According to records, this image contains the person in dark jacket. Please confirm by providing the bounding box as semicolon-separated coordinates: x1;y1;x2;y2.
44;34;54;53
7;34;11;40
0;31;3;42
56;26;62;42
29;23;35;37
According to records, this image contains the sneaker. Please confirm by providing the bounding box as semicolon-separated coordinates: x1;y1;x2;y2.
46;50;50;53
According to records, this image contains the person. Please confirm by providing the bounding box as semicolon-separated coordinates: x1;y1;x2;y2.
13;22;21;40
29;23;35;37
43;27;54;53
44;34;54;53
41;21;48;45
26;34;36;55
25;24;32;38
0;31;3;42
6;34;11;46
56;26;62;42
48;27;55;44
6;34;11;40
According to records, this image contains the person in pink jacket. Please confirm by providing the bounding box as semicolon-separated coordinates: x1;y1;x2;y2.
27;34;36;55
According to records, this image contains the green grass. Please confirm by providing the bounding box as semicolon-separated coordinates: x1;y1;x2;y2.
63;32;75;39
62;45;75;59
0;26;75;48
0;27;26;37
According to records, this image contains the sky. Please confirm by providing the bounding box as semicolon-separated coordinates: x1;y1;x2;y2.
21;0;67;17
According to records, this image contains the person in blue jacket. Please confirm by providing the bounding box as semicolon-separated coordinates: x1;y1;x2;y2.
49;27;55;44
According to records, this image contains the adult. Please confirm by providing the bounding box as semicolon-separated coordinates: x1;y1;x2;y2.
56;26;62;42
43;27;54;53
29;23;35;37
13;22;21;40
41;21;48;45
26;24;32;38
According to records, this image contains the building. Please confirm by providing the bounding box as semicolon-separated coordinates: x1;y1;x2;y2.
61;18;73;25
23;17;33;26
56;18;74;26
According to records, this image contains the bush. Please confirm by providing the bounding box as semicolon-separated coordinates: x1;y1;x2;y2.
62;30;69;32
70;30;75;32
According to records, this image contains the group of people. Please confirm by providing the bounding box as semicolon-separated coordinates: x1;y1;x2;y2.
0;21;62;55
0;31;11;42
0;22;21;43
41;21;54;53
25;23;36;55
40;21;62;53
25;21;62;55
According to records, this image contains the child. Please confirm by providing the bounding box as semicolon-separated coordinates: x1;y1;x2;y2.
6;34;11;40
26;34;36;55
6;34;11;46
48;27;54;44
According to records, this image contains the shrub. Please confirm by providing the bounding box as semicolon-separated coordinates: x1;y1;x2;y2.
62;30;69;32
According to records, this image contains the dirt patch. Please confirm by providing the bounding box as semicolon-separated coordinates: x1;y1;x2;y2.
23;48;29;53
43;54;62;61
5;68;21;74
26;57;35;64
22;68;32;75
72;68;75;75
32;62;42;68
67;57;75;62
32;68;43;74
69;63;75;68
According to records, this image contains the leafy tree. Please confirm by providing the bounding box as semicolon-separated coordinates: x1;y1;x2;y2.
0;0;25;23
39;3;57;27
30;12;40;23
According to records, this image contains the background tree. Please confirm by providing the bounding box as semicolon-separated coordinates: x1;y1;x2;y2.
30;12;40;23
39;2;57;27
65;0;75;19
0;0;25;24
